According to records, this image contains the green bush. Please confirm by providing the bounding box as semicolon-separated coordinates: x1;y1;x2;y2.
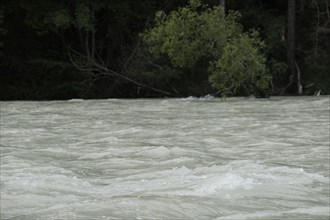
142;0;271;97
209;31;271;96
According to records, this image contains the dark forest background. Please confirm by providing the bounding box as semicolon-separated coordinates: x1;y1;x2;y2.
0;0;329;100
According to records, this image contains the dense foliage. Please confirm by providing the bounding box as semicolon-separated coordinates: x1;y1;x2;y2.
142;1;271;97
0;0;329;100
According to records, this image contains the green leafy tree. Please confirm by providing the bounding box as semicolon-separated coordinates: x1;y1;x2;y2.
142;0;271;96
209;31;270;96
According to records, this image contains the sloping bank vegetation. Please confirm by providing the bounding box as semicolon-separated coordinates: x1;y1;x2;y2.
0;0;329;100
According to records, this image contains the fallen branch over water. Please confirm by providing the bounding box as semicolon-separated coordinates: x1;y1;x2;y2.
68;46;172;96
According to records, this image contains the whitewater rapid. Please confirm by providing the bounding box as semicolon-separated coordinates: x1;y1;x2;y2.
1;96;329;219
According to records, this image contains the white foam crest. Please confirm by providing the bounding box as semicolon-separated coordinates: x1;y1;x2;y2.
93;165;262;198
2;170;95;197
1;193;80;210
217;206;330;219
217;206;330;220
179;96;198;100
199;94;215;100
208;162;324;188
267;166;329;183
136;146;171;158
217;210;282;219
194;173;259;195
167;163;329;197
92;166;193;197
178;94;216;101
285;206;330;215
67;99;84;102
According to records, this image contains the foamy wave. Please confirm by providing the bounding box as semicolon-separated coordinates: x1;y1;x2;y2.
217;206;330;219
67;99;84;102
178;94;215;101
285;206;330;215
194;173;259;195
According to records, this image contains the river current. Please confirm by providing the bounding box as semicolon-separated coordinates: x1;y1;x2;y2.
1;96;329;219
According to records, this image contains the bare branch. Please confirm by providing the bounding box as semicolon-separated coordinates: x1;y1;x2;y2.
295;61;303;94
68;46;172;96
280;74;294;95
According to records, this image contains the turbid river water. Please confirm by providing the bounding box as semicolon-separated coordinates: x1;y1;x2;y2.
1;96;329;219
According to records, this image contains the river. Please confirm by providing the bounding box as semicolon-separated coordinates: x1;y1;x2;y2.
1;96;329;219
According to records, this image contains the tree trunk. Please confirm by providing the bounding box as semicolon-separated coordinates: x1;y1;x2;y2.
287;0;301;94
85;32;90;59
219;0;225;15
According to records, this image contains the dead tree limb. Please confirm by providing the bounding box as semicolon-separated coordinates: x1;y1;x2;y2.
68;46;172;96
295;61;303;94
280;74;294;95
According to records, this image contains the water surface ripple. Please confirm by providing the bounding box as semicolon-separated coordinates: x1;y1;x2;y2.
1;96;329;219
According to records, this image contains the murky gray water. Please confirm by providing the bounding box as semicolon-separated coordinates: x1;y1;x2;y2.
1;96;329;219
